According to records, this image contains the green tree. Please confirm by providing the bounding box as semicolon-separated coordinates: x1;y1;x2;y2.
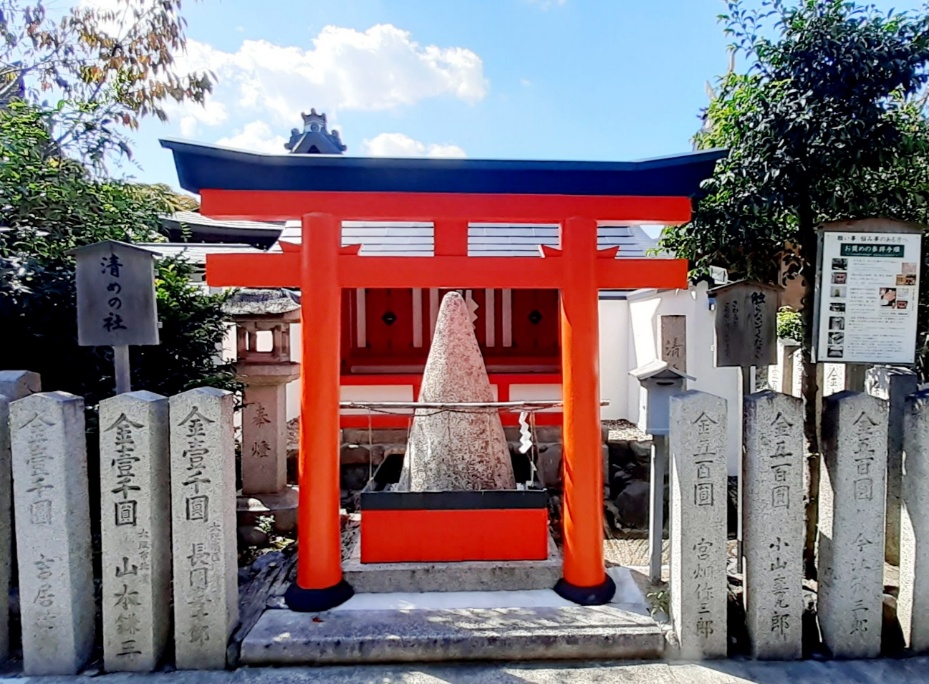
0;100;238;406
660;0;929;575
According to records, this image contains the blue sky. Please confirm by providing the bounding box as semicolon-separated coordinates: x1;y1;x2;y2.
112;0;926;191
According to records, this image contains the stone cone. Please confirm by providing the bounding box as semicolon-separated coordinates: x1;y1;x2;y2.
398;292;516;491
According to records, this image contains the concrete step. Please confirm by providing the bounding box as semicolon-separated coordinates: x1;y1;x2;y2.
342;534;562;593
240;603;664;665
241;567;664;665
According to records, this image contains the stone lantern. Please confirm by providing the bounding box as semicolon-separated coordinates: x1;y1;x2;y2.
226;288;301;532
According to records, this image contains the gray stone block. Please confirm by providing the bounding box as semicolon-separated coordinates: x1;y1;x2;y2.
170;387;238;670
670;390;728;659
240;604;664;665
743;391;803;660
899;389;929;651
866;366;918;566
0;396;9;664
0;370;40;401
11;392;95;675
99;391;172;672
818;391;888;659
343;535;561;593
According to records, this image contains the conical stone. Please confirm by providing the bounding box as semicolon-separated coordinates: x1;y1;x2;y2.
398;292;516;491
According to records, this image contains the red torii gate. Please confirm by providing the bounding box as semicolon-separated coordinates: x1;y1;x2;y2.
161;141;723;610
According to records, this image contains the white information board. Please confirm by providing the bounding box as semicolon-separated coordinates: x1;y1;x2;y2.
815;229;922;364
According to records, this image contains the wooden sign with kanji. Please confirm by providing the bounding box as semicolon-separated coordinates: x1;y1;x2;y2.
711;280;780;368
73;240;160;347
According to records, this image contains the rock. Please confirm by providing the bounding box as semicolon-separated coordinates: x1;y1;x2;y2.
726;577;749;657
340;445;372;466
630;440;654;463
238;526;269;548
727;477;739;538
802;586;823;659
882;593;906;657
398;292;515;491
614;481;650;530
536;443;562;488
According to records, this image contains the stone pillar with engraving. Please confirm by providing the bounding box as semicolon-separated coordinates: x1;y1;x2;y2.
818;391;888;659
670;390;728;660
170;387;238;670
899;389;929;651
743;391;804;659
100;391;172;672
0;370;40;664
226;290;300;535
11;392;95;675
866;366;918;566
659;314;687;373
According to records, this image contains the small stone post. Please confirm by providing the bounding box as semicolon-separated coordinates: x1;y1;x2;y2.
821;364;847;397
898;389;929;650
818;391;888;659
11;392;95;675
100;391;172;671
0;370;41;400
743;391;804;659
659;314;687;373
0;370;40;664
790;350;803;399
670;390;728;659
0;396;8;665
866;366;918;566
170;387;238;670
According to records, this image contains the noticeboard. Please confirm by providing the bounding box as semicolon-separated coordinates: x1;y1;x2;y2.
814;220;923;364
73;240;160;347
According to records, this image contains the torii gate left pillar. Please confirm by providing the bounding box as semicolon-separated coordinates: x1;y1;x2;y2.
206;198;691;611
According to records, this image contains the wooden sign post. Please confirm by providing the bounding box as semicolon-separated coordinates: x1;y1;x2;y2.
72;240;160;394
710;280;780;571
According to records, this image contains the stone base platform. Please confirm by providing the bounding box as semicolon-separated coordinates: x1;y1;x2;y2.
241;568;663;665
237;485;299;532
342;533;562;593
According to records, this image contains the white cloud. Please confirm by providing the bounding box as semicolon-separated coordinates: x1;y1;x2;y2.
361;133;466;158
527;0;566;9
176;100;229;137
172;24;488;128
216;121;286;154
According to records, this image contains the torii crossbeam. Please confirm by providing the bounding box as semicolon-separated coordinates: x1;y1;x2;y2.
161;140;725;610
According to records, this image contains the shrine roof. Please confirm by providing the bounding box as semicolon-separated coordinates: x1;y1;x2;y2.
160;139;726;198
275;222;663;258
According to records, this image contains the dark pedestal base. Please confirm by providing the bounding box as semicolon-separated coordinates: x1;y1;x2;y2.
554;573;616;606
284;579;355;612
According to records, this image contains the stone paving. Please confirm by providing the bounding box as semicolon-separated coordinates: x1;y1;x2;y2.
5;657;929;683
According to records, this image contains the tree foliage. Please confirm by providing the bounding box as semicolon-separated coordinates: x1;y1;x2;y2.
0;0;212;170
660;0;929;576
662;0;929;392
0;100;237;410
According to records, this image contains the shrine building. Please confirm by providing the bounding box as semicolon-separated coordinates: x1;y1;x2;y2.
155;112;684;429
